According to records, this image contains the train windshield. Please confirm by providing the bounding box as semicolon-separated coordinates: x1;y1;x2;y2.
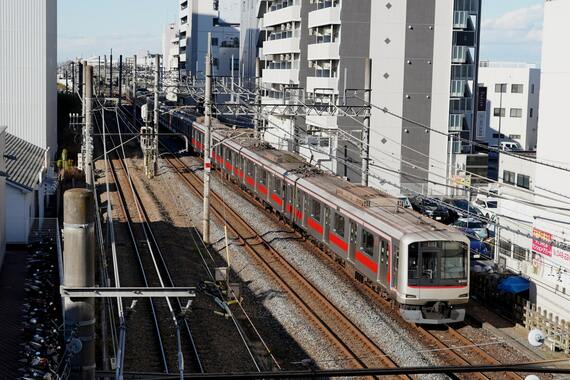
408;241;468;286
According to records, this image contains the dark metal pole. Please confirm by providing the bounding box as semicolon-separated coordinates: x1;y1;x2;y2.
471;0;483;153
78;60;84;99
65;70;69;93
109;54;113;97
118;54;123;99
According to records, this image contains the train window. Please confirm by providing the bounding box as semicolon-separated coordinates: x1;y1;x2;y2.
273;177;282;195
247;160;254;176
311;198;321;222
361;229;374;257
408;243;419;280
333;213;345;238
381;240;388;264
440;242;467;280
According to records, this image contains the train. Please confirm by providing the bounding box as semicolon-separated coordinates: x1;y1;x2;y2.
163;112;470;324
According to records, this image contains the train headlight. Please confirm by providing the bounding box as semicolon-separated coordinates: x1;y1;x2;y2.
459;293;469;298
405;294;417;299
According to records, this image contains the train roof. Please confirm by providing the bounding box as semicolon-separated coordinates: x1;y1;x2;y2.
199;119;464;241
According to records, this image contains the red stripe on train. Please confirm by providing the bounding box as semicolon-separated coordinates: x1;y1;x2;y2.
307;217;323;235
225;162;233;170
408;285;467;289
271;193;283;206
246;176;255;186
355;251;378;273
329;232;348;252
257;183;268;195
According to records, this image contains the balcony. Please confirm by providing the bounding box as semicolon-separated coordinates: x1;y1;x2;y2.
263;35;301;55
263;4;301;28
308;6;341;28
179;38;187;48
307;42;339;61
306;76;339;94
262;68;300;85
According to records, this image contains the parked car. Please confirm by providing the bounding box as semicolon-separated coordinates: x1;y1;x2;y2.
452;218;489;240
444;198;484;222
474;197;498;220
468;235;491;260
396;195;413;209
410;196;453;223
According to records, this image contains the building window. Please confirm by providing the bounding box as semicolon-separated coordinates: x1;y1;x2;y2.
333;213;345;238
509;134;521;139
510;108;523;118
529;108;534;118
503;170;516;185
531;84;535;94
517;174;531;189
211;37;218;46
493;108;505;117
511;84;524;93
513;245;527;261
361;229;374;257
495;83;507;93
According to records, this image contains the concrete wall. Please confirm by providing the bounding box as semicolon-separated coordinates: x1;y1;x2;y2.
5;185;35;245
0;0;57;158
0;128;5;268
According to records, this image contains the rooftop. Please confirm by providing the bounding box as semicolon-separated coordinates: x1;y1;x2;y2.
5;133;46;191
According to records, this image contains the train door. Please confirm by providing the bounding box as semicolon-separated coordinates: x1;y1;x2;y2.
285;183;294;221
328;211;349;259
295;189;305;229
323;207;331;246
419;244;439;289
348;220;358;264
379;239;389;288
391;242;399;290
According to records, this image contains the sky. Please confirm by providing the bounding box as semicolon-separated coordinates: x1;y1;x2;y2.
58;0;545;65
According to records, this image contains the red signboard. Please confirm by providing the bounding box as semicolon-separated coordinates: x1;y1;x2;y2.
532;228;552;257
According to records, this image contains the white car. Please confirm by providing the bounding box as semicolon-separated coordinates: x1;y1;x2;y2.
474;197;498;220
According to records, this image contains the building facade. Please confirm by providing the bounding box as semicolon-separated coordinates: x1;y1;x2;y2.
0;0;57;157
368;0;480;196
179;0;241;78
259;0;371;182
257;0;480;192
0;127;6;268
477;61;540;151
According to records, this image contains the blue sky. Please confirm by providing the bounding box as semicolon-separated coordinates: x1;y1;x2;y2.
58;0;545;65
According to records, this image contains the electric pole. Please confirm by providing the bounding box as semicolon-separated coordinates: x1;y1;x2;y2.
119;54;123;99
109;53;113;97
361;58;372;187
85;65;94;188
254;57;262;140
203;33;213;245
71;61;75;94
133;55;137;126
103;55;107;97
153;54;160;177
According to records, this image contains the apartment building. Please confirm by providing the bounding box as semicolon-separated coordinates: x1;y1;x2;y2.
240;0;262;82
0;0;57;158
259;0;371;182
178;0;241;78
477;61;540;151
0;127;5;268
368;0;480;195
258;0;480;191
162;22;180;102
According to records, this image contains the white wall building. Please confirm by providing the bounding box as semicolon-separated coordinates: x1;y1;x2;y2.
162;22;180;102
179;0;241;78
0;127;6;268
496;0;570;322
0;0;57;158
240;0;262;82
477;61;540;151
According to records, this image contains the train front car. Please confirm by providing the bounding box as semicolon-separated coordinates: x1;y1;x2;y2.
397;232;470;324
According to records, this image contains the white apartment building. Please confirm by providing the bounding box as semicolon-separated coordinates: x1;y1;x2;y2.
240;0;262;82
0;0;57;158
258;0;480;191
0;127;6;269
260;0;371;182
369;0;480;196
496;0;570;321
162;23;180;102
178;0;241;78
477;61;540;151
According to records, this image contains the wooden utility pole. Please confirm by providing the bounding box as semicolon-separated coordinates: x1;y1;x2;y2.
203;33;213;245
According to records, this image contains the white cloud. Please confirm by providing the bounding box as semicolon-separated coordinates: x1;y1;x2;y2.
482;4;544;45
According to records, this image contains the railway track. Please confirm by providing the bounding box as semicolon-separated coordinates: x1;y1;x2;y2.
414;325;524;380
98;110;203;375
159;148;410;379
